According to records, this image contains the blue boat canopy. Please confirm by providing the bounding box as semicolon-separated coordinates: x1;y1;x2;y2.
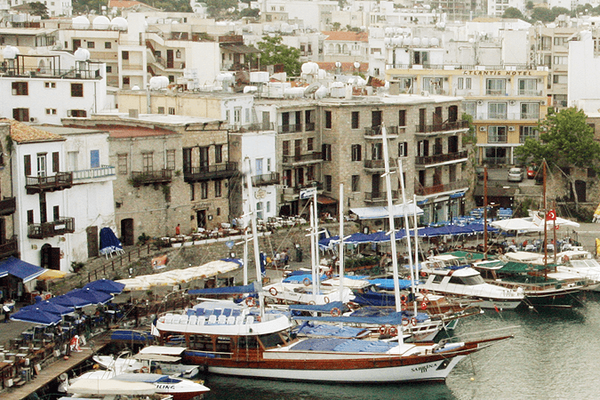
0;256;44;283
188;282;260;295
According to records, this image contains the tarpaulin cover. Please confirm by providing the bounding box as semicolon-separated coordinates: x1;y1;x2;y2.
289;301;345;313
291;338;397;353
110;330;154;343
188;282;260;295
295;323;367;338
99;227;123;255
0;256;44;283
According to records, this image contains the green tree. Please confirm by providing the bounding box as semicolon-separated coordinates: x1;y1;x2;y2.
502;7;525;19
531;7;556;22
205;0;237;18
551;6;570;18
253;35;301;76
526;1;534;10
29;1;49;18
515;108;600;209
153;0;192;12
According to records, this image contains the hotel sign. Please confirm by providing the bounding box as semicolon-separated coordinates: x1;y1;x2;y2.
462;70;533;76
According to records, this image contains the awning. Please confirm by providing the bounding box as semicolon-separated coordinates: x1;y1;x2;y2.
37;269;68;281
219;43;260;54
317;195;337;205
0;257;44;283
350;203;423;220
473;185;517;197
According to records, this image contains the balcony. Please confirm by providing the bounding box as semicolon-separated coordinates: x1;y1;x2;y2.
281;183;323;202
305;122;316;131
363;126;402;139
26;172;73;194
252;172;280;186
476;113;540;121
363;159;398;171
416;120;469;134
72;165;116;183
278;124;303;134
183;162;238;183
415;180;469;196
28;217;75;239
415;150;468;166
364;191;399;203
130;169;172;186
0;197;16;216
282;152;322;166
0;236;18;259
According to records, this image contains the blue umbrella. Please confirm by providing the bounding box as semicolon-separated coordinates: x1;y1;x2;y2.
50;293;95;308
20;300;74;316
10;307;62;325
67;288;113;305
83;279;125;294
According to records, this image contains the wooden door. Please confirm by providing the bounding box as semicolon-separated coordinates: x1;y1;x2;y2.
87;226;99;258
121;218;134;246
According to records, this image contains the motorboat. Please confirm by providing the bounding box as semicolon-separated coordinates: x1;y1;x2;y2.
153;299;512;383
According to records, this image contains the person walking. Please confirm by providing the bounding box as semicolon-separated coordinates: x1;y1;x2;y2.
175;224;181;236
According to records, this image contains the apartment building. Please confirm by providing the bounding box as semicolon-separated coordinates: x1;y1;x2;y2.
0;52;107;124
0;122;18;263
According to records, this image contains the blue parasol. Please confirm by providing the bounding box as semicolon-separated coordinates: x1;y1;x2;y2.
21;300;74;316
67;288;113;305
10;307;62;325
83;279;125;294
50;293;96;308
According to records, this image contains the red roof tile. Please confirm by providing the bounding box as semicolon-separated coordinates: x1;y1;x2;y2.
322;31;369;42
0;119;64;144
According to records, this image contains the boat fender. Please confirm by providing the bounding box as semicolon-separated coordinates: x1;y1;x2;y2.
309;300;316;305
303;277;311;286
466;253;473;260
402;319;409;326
330;307;341;317
420;301;428;310
389;326;398;336
422;295;429;303
269;287;278;296
411;317;418;326
420;271;427;277
564;255;569;262
324;296;330;304
246;297;256;307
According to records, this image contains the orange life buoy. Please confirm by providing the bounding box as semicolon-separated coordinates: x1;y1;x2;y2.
411;317;418;326
269;287;278;296
303;277;311;286
330;307;341;317
402;319;409;326
246;297;256;307
389;326;398;336
400;294;407;303
378;325;388;335
309;300;316;305
139;366;150;373
420;271;427;277
323;296;330;304
422;295;429;303
420;301;428;310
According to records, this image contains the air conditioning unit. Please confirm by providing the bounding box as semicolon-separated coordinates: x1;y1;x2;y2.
421;91;430;96
508;126;515;131
477;100;483;105
479;126;486;131
509;100;516;105
541;100;546;105
30;117;38;123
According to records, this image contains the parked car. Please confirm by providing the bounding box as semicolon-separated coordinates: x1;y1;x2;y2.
507;167;524;182
527;165;537;179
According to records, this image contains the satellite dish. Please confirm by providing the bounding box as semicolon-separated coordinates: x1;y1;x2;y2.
304;82;320;96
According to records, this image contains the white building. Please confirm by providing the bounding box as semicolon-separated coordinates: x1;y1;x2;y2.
567;30;600;106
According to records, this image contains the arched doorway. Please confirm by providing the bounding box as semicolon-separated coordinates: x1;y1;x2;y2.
121;218;134;246
41;243;61;270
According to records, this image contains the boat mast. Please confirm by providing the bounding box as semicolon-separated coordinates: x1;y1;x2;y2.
543;160;548;274
398;159;415;314
308;189;321;303
245;158;265;318
484;166;488;259
338;183;345;302
412;194;420;315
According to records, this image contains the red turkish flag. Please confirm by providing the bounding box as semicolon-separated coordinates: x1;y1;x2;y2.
546;209;556;221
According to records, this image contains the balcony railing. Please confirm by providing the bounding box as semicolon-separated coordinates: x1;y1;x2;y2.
26;172;73;194
416;120;469;134
0;197;16;216
415;150;468;165
476;113;540;121
363;159;398;170
130;169;172;186
278;124;303;134
415;180;469;196
365;191;398;202
183;162;238;183
282;152;323;165
305;122;316;131
72;165;116;181
28;217;75;239
252;172;280;186
0;236;18;259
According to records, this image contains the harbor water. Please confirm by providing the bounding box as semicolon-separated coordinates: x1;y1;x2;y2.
201;292;600;400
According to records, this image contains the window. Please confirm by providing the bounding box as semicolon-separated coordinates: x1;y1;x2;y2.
519;126;538;143
398;110;406;127
351;111;359;129
27;210;34;225
322;144;332;161
122;77;130;86
166;149;176;170
351;175;360;192
306;165;314;181
142;152;153;173
486;78;506;95
256;202;263;220
422;77;443;93
553;56;567;65
398;142;408;157
553;74;567;84
282;141;289;156
371;143;383;160
307;138;314;151
37;153;47;177
488;126;507;143
200;182;208;199
488;102;507;119
71;83;83;97
87;41;95;49
215;145;223;163
69;110;86;117
190;183;195;201
122;51;129;60
521;103;540;120
53;205;59;221
13;108;29;122
67;151;78;171
168;107;175;115
45;109;57;115
324;175;332;192
234;107;241;124
106;66;112;73
157;107;165;114
90;150;99;168
463;102;477;118
325;111;332;129
519;79;538;96
117;154;128;175
351;144;362;161
105;41;112;49
44;82;56;89
458;77;472;90
12;82;28;95
266;201;271;213
267;158;271;172
24;154;31;176
215;180;222;197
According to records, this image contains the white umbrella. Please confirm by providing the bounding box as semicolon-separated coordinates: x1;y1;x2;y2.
491;218;540;232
